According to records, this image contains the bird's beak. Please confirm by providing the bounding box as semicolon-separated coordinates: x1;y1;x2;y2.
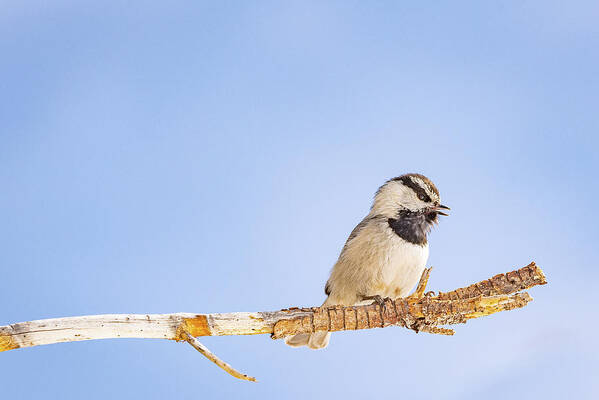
435;204;450;216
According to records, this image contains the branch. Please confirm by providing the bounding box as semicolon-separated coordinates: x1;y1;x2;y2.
0;262;546;381
180;329;257;382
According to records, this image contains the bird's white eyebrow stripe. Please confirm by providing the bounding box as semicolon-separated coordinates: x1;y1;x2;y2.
394;176;430;201
410;176;439;202
407;176;433;201
387;174;440;203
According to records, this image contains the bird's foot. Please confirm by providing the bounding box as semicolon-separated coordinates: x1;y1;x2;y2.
361;295;393;307
407;267;434;300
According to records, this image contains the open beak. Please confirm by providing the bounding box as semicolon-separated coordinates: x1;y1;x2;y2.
435;204;450;216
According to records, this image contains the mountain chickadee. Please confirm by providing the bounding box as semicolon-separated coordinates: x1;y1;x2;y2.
285;173;449;349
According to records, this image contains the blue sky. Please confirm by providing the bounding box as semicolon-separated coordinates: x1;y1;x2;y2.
1;1;598;399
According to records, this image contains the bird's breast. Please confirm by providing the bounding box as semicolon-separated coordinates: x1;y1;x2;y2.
328;217;431;304
379;235;429;298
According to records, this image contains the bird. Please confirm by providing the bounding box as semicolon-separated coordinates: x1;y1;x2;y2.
285;173;449;349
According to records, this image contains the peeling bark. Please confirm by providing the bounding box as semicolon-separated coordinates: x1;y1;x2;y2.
0;262;546;381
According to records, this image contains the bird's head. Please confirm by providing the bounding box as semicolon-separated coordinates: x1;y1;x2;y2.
371;173;450;223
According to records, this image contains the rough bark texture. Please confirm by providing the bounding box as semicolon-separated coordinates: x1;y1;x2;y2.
0;262;546;353
271;292;533;338
272;262;546;338
436;262;546;300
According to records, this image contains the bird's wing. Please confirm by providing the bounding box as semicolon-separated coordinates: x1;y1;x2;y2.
344;214;385;246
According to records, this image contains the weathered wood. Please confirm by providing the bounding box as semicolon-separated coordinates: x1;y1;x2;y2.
181;329;257;382
0;262;546;354
271;292;533;338
436;262;546;300
0;312;279;351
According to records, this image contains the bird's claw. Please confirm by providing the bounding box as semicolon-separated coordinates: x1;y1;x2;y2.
361;295;392;307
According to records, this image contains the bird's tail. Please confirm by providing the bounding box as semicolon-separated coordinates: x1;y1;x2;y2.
284;298;333;350
284;331;331;349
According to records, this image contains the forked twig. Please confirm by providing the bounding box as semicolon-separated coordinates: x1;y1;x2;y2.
180;329;256;382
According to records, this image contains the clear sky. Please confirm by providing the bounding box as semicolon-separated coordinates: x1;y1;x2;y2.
1;1;598;399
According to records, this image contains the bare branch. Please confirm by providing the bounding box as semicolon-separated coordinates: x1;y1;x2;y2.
0;262;546;380
180;329;256;382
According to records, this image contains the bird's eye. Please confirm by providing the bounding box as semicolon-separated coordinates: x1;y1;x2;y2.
418;193;427;201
